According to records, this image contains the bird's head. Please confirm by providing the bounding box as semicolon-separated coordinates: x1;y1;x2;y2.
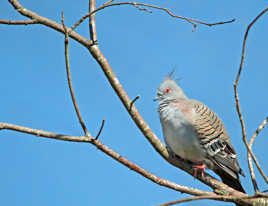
154;75;187;101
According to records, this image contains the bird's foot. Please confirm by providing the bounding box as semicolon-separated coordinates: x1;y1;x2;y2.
193;164;206;178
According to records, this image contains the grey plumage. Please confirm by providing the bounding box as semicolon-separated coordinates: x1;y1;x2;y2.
155;76;245;193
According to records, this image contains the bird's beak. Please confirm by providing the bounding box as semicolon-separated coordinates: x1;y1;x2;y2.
153;96;160;101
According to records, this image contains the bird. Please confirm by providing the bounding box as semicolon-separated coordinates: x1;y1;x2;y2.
154;74;245;193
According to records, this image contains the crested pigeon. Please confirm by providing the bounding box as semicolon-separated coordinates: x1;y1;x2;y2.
154;75;245;193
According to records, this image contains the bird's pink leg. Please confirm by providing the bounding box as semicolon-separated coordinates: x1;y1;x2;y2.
193;164;206;177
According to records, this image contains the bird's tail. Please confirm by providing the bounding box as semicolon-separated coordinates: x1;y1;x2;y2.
216;171;245;206
217;170;245;193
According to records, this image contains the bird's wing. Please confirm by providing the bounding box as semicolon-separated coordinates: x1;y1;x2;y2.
189;99;244;179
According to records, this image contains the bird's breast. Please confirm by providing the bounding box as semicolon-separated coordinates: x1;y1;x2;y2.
159;102;205;162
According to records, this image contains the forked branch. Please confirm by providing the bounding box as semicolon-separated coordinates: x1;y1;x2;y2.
61;13;90;137
233;7;268;192
0;122;212;197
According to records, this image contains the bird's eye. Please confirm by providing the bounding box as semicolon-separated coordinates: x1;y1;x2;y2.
164;88;171;94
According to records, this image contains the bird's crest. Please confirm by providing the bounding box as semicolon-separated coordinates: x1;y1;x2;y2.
165;70;183;84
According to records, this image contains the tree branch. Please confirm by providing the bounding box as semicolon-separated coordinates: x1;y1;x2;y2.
0;122;211;196
233;7;268;192
71;2;235;32
89;0;97;43
156;194;257;206
7;0;92;47
61;12;90;137
249;118;268;183
130;95;140;111
0;19;39;25
102;0;115;6
95;119;105;140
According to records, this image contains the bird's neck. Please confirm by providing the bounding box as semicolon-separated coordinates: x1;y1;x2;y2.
158;98;195;123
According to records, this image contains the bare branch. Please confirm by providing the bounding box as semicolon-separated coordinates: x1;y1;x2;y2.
250;117;268;144
8;0;92;47
249;117;268;183
89;0;97;43
61;13;90;137
0;19;39;25
157;193;268;206
256;191;268;198
0;122;212;196
71;2;235;32
130;95;140;111
233;7;268;192
102;0;115;6
95;119;105;140
71;13;89;31
94;2;235;29
0;122;89;142
235;7;268;84
156;194;252;206
131;3;153;13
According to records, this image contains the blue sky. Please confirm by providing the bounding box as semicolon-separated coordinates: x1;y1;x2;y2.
1;0;268;205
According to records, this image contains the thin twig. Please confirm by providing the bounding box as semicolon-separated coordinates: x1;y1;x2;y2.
233;7;268;192
0;19;39;25
71;2;235;32
94;2;235;29
71;13;89;31
95;119;105;140
61;12;90;137
102;0;115;6
132;2;152;13
235;7;268;84
249;117;268;183
89;0;97;43
130;95;140;111
246;118;268;191
247;155;259;192
256;191;268;198
156;195;251;206
156;193;266;206
0;122;90;142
